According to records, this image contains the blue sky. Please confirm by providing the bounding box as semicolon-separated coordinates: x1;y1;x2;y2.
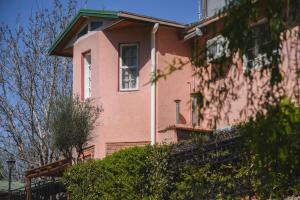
0;0;199;27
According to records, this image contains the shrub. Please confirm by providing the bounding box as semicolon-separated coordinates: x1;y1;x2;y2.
63;147;149;200
62;98;300;199
143;144;176;199
243;98;300;198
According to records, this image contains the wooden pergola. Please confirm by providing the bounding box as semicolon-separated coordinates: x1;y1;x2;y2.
25;158;71;200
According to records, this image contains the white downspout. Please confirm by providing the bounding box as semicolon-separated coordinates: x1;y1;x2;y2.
150;23;159;145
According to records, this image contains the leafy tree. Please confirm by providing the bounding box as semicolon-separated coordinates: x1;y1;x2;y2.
0;0;77;172
48;95;102;161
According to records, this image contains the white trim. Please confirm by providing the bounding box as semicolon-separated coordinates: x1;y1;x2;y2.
150;23;159;145
119;43;139;91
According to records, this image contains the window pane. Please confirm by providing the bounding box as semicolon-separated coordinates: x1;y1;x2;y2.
122;46;137;67
207;0;226;17
91;21;103;31
84;54;91;98
86;54;91;64
121;68;137;89
245;23;272;70
78;25;88;38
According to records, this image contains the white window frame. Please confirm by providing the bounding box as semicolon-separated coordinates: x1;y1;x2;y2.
206;35;230;63
84;53;91;99
119;43;139;91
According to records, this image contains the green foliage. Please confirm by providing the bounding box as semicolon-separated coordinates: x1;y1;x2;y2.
63;147;149;200
63;98;300;199
48;95;102;160
143;145;176;199
242;98;300;198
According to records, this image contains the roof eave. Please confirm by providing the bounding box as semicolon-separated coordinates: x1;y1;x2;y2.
48;9;119;56
49;9;187;57
184;14;226;41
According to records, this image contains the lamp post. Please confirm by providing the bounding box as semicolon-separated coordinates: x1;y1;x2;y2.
7;156;16;200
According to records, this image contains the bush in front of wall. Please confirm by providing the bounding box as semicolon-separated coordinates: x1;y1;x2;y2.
242;98;300;198
62;98;300;199
62;145;177;200
63;146;149;200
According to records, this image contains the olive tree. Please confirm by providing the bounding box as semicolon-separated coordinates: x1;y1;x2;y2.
48;95;102;161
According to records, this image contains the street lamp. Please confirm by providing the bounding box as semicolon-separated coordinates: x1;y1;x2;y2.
6;156;16;200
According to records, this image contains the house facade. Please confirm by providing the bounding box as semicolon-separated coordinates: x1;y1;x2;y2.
49;1;300;158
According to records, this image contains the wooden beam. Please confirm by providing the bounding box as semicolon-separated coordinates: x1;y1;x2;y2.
26;163;70;179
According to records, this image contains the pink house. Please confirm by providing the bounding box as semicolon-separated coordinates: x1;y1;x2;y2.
49;4;300;158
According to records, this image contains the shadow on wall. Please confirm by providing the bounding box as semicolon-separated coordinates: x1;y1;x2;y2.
196;26;300;129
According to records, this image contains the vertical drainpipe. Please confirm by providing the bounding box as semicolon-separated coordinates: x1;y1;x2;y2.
151;23;159;145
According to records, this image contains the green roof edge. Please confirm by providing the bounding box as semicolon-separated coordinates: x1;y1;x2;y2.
48;9;119;55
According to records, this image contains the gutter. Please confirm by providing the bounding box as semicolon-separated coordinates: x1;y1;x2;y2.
150;23;159;145
118;12;186;29
184;14;225;41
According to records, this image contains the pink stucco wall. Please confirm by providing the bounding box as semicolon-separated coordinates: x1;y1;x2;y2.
73;26;152;158
194;25;300;129
72;17;299;158
73;24;194;158
156;26;194;143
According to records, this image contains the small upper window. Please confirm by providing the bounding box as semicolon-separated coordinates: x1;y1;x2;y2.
206;0;227;18
77;21;103;39
78;25;88;38
90;21;103;31
119;44;139;91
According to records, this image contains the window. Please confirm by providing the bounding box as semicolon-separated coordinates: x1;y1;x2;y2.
243;23;275;71
78;25;88;38
83;53;91;99
119;44;139;91
77;21;103;39
206;0;227;18
206;35;230;63
90;21;103;31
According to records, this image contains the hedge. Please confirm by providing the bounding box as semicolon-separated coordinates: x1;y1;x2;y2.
62;98;300;199
62;145;177;200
